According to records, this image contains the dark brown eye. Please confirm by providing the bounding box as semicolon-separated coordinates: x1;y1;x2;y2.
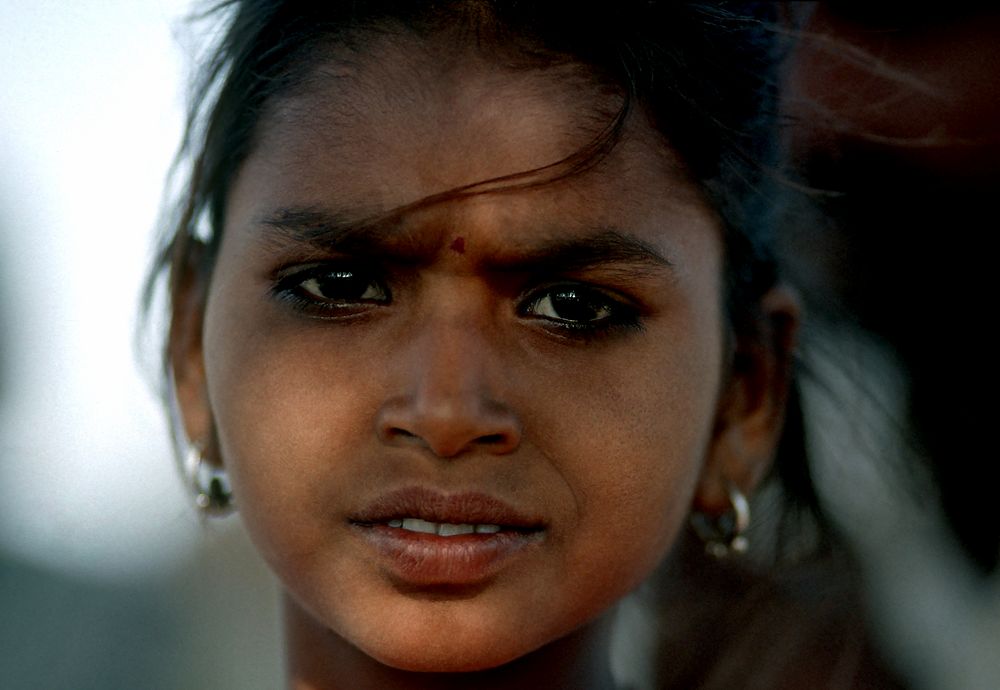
297;268;389;304
527;288;613;324
517;282;645;340
272;264;392;316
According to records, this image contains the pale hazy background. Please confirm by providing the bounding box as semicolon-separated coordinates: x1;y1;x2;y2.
0;0;194;582
0;3;282;688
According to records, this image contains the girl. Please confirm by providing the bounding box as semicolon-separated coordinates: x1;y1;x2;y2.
148;1;888;687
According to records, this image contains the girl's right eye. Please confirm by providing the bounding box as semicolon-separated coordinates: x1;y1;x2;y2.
271;264;391;315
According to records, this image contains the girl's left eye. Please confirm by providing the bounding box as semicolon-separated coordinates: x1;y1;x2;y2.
272;264;390;313
519;284;642;336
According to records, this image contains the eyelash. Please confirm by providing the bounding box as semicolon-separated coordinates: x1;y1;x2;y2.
270;263;644;339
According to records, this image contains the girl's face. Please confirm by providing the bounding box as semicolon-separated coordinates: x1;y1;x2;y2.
177;34;764;673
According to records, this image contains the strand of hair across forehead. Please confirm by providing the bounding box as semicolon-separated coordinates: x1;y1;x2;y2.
354;94;634;231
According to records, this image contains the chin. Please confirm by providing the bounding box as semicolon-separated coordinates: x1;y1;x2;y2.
375;649;517;674
361;622;541;673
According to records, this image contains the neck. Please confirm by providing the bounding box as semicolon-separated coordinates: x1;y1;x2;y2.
284;597;618;690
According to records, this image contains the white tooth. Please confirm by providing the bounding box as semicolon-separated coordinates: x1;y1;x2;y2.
401;518;437;534
475;524;501;534
387;519;403;528
437;523;475;537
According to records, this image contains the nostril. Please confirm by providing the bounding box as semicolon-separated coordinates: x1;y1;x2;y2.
379;426;420;445
478;434;506;445
375;396;522;457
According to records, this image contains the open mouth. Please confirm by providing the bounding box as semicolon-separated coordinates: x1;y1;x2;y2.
386;518;504;536
359;517;544;538
350;487;546;585
350;486;545;534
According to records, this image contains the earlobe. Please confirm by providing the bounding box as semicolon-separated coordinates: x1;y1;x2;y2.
694;285;801;514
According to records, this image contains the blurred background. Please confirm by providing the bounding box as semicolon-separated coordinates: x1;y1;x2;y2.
0;2;280;688
0;2;997;689
780;5;1000;689
1;0;188;590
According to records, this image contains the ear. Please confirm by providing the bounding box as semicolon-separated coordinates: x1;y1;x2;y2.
168;241;215;457
694;285;801;515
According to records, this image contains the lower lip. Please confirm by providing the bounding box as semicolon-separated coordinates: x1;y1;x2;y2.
352;524;543;586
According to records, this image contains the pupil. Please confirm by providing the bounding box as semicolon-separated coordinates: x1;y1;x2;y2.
317;271;365;299
551;290;599;322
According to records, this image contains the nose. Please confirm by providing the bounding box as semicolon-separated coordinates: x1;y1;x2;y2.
375;319;522;459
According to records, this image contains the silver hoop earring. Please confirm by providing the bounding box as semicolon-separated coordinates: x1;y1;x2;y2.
185;443;235;515
690;482;750;558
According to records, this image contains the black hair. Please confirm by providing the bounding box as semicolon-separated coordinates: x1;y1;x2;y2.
146;0;826;558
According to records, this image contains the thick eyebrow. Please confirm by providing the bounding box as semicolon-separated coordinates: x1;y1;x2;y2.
488;229;673;278
257;206;400;252
256;206;673;277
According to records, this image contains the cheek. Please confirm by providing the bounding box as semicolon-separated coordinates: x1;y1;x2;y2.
515;293;726;600
201;283;378;572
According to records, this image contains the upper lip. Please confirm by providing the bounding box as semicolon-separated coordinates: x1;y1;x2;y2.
350;486;544;528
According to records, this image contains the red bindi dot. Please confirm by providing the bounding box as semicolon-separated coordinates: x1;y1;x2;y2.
449;236;466;254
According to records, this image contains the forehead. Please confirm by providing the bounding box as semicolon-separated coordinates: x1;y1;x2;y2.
263;33;611;182
228;28;714;251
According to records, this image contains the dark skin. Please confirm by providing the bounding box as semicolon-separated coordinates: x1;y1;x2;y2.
287;602;617;689
173;30;797;689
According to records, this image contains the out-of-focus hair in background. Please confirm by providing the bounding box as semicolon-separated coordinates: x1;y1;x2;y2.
0;2;997;689
777;6;1000;687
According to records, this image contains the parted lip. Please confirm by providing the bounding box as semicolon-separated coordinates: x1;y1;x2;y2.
350;486;544;529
